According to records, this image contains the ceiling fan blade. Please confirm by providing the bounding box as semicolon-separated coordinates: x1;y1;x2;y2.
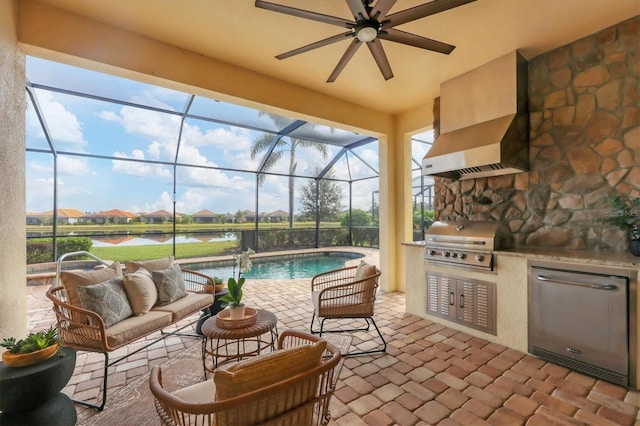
346;0;369;20
327;39;363;83
369;0;397;21
384;0;476;28
275;32;353;60
366;40;394;80
380;28;455;54
255;0;353;28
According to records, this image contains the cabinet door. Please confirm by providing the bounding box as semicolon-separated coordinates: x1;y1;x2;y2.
426;273;455;320
457;278;496;334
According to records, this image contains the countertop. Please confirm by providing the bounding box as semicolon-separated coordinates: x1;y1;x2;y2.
403;241;640;269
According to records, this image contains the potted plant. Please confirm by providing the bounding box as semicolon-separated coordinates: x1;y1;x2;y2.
204;276;225;293
218;248;255;320
1;326;62;367
604;194;640;256
219;277;246;319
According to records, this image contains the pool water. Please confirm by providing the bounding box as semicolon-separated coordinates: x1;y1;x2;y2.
189;253;363;280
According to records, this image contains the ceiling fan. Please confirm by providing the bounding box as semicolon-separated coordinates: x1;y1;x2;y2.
254;0;476;82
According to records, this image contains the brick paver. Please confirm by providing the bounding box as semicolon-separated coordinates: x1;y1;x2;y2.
24;250;640;425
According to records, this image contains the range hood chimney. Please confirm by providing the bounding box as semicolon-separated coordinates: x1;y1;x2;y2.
423;51;529;180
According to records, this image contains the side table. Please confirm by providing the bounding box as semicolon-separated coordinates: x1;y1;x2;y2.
201;309;278;376
0;346;77;426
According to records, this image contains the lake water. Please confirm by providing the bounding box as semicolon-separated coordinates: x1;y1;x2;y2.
90;232;238;247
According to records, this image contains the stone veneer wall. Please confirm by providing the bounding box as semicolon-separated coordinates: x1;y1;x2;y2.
433;16;639;251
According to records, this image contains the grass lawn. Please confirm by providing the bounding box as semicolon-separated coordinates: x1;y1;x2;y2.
90;240;238;262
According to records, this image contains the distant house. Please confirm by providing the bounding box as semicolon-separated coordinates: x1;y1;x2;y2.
142;209;174;224
266;210;288;222
192;209;217;224
27;208;87;225
242;210;256;223
89;209;136;224
26;211;43;225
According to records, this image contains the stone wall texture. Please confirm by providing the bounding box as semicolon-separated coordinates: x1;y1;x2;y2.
434;16;639;251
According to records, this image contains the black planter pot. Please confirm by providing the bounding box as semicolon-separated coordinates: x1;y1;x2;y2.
0;346;77;426
630;239;640;257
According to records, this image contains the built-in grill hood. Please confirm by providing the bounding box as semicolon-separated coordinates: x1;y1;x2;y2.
423;51;529;180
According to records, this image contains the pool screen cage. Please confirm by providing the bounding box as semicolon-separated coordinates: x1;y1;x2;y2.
25;57;397;262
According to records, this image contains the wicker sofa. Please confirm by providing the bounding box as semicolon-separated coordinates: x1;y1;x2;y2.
46;253;213;411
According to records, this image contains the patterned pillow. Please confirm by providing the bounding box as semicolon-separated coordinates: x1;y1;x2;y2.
76;277;133;327
122;268;158;315
152;264;187;306
60;262;122;307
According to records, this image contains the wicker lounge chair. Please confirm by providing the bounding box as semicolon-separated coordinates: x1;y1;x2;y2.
150;330;343;426
310;262;386;355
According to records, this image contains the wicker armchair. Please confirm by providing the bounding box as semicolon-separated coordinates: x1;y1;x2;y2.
150;330;342;426
310;262;386;355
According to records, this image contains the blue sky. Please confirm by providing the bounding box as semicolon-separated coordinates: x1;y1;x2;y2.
25;57;431;217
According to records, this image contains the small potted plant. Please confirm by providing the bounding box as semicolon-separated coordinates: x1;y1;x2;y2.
604;194;640;256
204;276;225;293
218;248;255;320
219;276;246;319
1;326;62;367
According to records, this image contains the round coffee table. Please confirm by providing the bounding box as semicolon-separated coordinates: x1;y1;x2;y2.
201;309;278;376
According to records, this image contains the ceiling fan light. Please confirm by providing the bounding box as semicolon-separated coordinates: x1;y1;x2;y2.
356;26;378;42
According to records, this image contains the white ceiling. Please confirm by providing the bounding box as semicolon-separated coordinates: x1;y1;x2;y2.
31;0;640;114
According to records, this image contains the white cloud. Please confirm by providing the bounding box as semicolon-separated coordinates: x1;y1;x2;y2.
58;156;92;176
98;110;120;122
26;177;54;212
133;191;175;214
28;90;87;147
112;152;172;178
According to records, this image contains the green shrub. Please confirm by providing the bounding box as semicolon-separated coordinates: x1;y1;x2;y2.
340;209;371;227
26;237;93;264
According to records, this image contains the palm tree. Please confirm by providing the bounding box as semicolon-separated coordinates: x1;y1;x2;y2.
251;115;328;228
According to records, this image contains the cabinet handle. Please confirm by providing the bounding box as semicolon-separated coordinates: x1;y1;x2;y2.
449;292;454;305
536;275;618;291
459;294;465;308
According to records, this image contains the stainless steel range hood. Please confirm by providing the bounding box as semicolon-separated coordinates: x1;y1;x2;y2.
423;51;529;180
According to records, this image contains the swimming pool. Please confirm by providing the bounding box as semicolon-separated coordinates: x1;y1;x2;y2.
186;252;364;279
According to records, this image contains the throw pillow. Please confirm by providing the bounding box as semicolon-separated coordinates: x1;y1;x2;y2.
124;256;174;273
75;277;133;327
214;339;326;400
354;261;378;301
122;268;158;315
152;263;187;306
60;262;123;307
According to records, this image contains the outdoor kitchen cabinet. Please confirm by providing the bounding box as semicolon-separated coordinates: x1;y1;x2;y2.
426;273;496;334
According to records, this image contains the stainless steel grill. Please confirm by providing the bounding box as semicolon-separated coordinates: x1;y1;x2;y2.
423;221;513;270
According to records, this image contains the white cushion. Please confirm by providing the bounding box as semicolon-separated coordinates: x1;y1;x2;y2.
173;379;215;404
122;268;158;315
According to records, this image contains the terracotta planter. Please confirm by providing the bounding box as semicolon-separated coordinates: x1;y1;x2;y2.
216;307;257;329
204;284;226;294
2;344;59;368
